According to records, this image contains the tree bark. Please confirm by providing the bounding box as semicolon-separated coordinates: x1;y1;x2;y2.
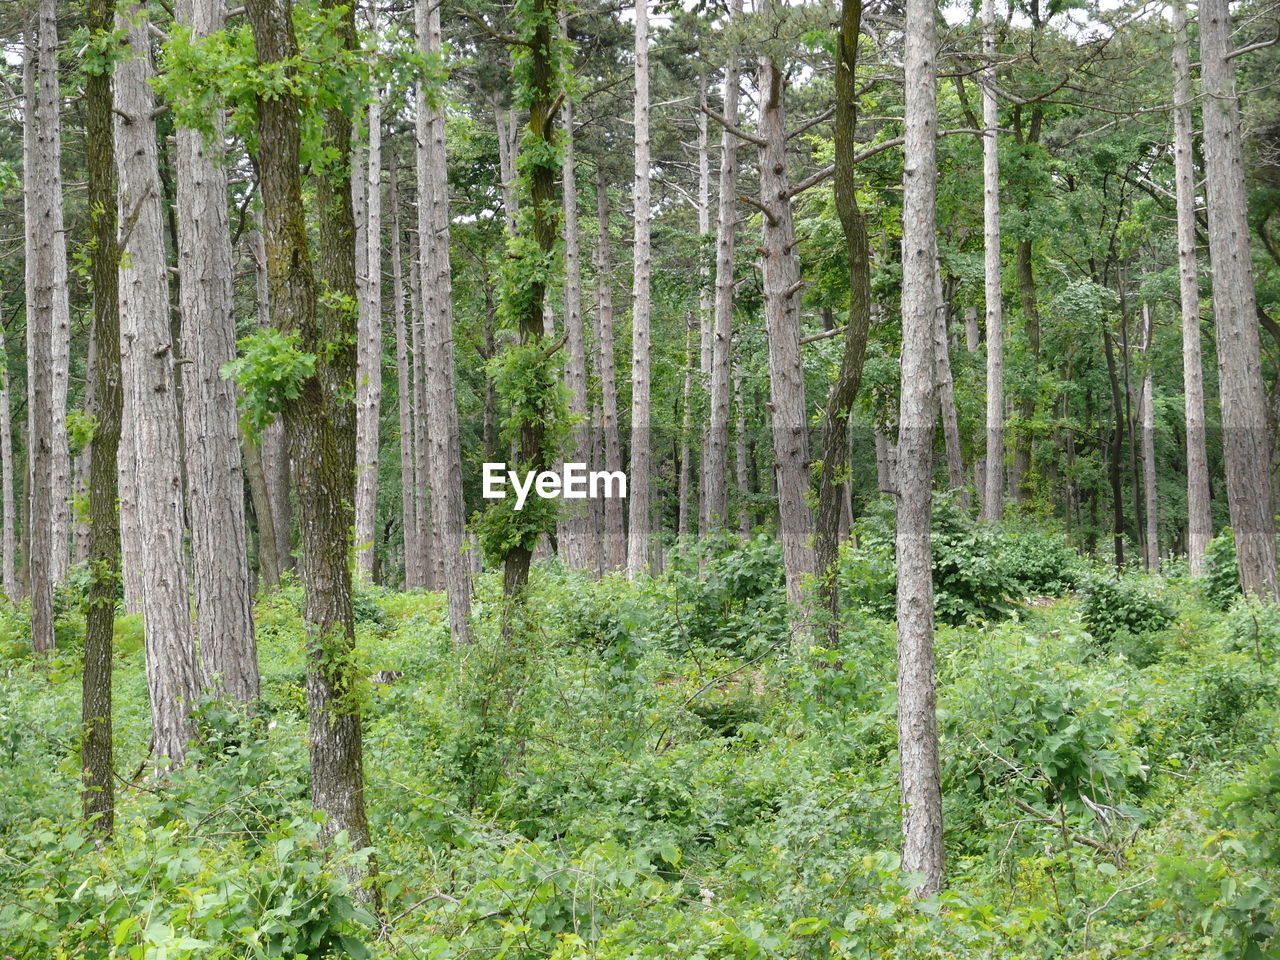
1102;325;1127;568
1172;0;1212;575
0;320;15;601
82;0;120;835
757;54;814;621
734;363;752;537
115;0;198;763
417;0;474;637
390;151;420;589
243;0;376;885
696;77;713;536
979;0;1004;522
815;0;874;645
176;0;258;703
934;261;964;490
558;38;593;572
701;0;743;535
355;67;384;582
409;224;437;589
595;172;626;571
897;0;944;896
626;0;653;578
1140;303;1159;570
1199;0;1276;596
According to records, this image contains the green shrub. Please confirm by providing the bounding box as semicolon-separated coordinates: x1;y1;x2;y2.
1201;528;1242;610
1080;576;1175;646
992;523;1086;596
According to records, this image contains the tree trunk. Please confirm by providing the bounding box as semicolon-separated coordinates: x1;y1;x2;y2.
1140;303;1159;570
1172;0;1212;574
979;0;1004;522
558;39;593;572
734;363;752;536
595;172;626;571
934;261;964;490
757;54;814;621
417;0;474;637
73;328;97;566
176;0;258;703
1102;326;1126;568
1199;0;1276;597
243;0;376;887
390;151;420;589
246;222;284;590
897;0;944;896
701;0;743;534
0;320;15;601
115;0;198;763
409;224;437;589
815;0;874;645
678;314;695;543
696;77;713;535
82;0;120;835
626;0;653;578
355;68;384;582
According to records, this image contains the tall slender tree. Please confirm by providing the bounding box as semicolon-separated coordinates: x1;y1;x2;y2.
627;0;653;578
1199;0;1278;598
897;0;944;896
115;0;198;764
595;172;626;571
176;0;259;703
979;0;1004;522
355;65;384;582
417;0;473;638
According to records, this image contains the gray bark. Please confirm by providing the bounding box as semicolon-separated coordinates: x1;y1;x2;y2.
595;172;626;571
734;362;751;537
417;0;473;637
559;53;593;571
176;0;258;703
409;224;437;589
757;55;814;618
897;0;945;895
701;0;743;534
979;0;1004;522
115;0;199;763
1140;303;1159;571
355;73;384;582
0;322;14;601
1172;0;1212;574
626;0;653;578
1200;0;1277;598
934;261;963;490
390;152;421;588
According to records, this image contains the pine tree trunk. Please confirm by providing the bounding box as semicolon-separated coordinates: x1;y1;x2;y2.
417;0;473;638
355;71;383;583
734;363;752;537
701;0;743;534
1140;304;1159;570
1172;0;1212;575
176;0;258;703
696;78;713;536
409;225;437;589
558;44;593;572
626;0;653;578
390;152;420;589
814;0;874;645
82;0;119;834
897;0;944;896
595;172;626;571
934;263;964;490
1103;326;1127;567
757;55;814;621
115;0;198;764
678;314;695;544
0;320;15;601
1200;0;1275;595
979;0;1004;522
243;0;376;889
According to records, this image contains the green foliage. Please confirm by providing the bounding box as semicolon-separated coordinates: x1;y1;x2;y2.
1203;528;1243;611
1080;575;1176;647
222;329;318;437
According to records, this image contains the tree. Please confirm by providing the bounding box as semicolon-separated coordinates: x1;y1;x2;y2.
115;0;199;764
979;0;1004;522
1171;0;1211;576
417;0;473;639
594;171;626;572
176;0;259;703
897;0;945;896
355;57;383;583
626;0;653;578
242;0;376;878
701;0;743;535
1199;0;1278;598
390;150;420;589
81;0;120;835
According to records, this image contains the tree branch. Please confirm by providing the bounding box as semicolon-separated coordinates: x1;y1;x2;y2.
699;102;766;147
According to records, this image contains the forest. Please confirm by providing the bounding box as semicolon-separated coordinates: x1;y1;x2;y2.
1;0;1279;953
